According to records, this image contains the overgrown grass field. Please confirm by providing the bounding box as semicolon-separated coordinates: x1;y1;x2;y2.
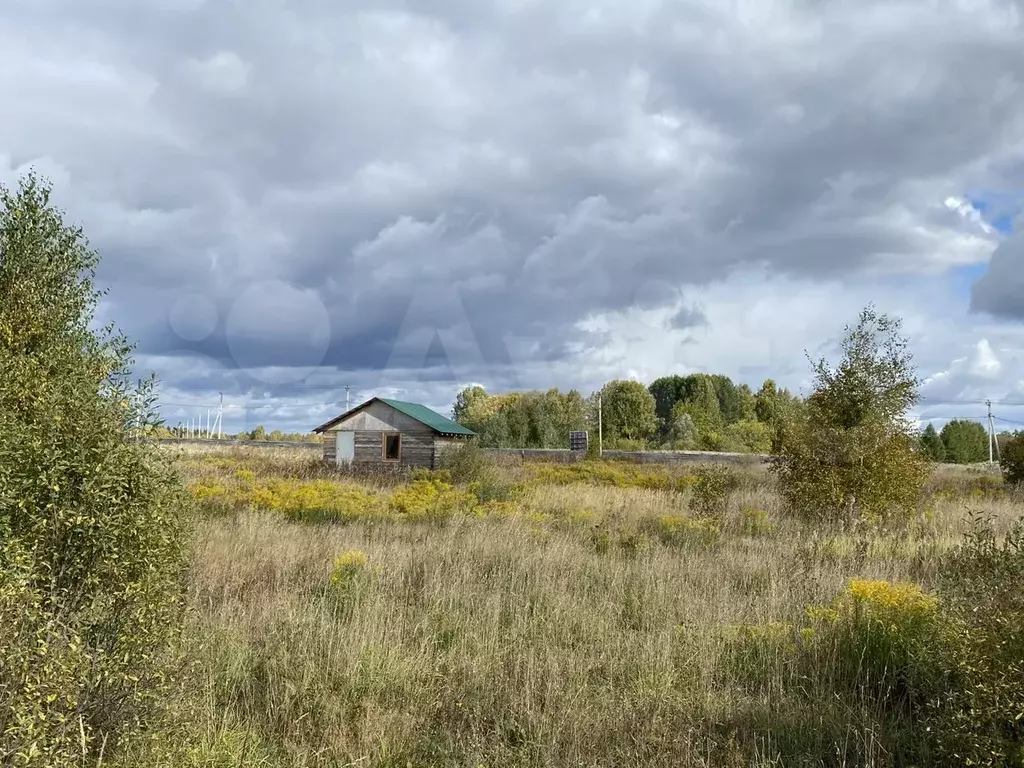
138;443;1021;768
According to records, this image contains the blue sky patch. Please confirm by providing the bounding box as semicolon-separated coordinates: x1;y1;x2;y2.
966;191;1020;234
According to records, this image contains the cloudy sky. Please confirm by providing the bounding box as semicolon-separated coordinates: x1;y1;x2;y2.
3;0;1024;434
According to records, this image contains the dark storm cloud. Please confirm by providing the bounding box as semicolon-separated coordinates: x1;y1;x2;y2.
972;232;1024;318
2;0;1023;414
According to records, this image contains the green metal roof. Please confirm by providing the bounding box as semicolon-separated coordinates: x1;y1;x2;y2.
378;398;477;436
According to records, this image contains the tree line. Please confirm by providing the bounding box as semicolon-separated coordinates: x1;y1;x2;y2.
919;420;1021;464
453;375;1007;464
451;374;802;453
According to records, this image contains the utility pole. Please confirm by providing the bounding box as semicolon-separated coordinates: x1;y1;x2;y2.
987;399;994;466
597;392;603;457
346;385;351;411
217;393;224;439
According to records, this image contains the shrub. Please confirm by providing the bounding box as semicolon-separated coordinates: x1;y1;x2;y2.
690;464;739;519
801;578;948;741
0;173;189;765
773;306;929;525
436;439;489;484
999;433;1024;487
926;515;1024;766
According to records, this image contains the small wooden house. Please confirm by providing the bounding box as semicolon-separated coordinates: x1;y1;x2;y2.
312;397;477;468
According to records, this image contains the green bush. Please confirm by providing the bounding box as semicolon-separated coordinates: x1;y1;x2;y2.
940;418;990;464
999;434;1024;487
436;439;519;503
926;515;1024;766
804;579;947;709
435;439;489;484
773;306;929;525
0;174;190;766
690;463;738;519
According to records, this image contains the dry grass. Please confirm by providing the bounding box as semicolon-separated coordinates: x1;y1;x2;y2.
140;444;1021;767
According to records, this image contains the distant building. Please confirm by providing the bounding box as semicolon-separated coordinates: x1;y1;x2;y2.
312;397;477;468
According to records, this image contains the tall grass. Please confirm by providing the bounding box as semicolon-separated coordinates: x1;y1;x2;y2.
137;444;1021;767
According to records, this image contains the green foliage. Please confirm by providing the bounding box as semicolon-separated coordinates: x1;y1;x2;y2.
1000;433;1024;486
435;438;490;484
435;439;519;504
940;418;989;464
669;378;722;442
450;386;587;448
919;423;946;462
665;409;699;449
806;579;946;705
330;551;370;606
721;419;772;454
599;379;658;444
754;378;802;450
455;374;794;453
650;373;760;444
690;464;739;519
927;515;1024;766
773;305;929;524
0;173;189;765
451;384;488;423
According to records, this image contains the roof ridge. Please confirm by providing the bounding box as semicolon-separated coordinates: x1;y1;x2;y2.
312;396;477;436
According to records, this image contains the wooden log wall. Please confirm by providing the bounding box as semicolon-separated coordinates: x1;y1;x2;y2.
353;429;436;468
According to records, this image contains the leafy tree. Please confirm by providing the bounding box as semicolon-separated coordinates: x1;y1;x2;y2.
667;410;699;449
451;385;587;449
919;423;946;462
999;433;1024;486
452;384;488;423
710;374;746;424
0;174;188;765
735;382;758;422
649;375;688;424
940;419;989;464
599;379;658;445
772;305;929;524
755;378;802;450
755;379;780;424
249;424;267;441
722;419;773;454
669;378;722;439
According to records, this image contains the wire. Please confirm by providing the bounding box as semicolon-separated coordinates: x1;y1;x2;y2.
992;415;1024;426
157;399;348;410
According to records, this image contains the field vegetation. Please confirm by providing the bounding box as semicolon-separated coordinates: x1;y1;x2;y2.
5;173;1024;767
135;443;1021;767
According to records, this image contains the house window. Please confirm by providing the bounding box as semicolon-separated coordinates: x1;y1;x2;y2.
383;433;402;461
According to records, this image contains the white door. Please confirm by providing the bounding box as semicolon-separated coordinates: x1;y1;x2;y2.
335;431;355;464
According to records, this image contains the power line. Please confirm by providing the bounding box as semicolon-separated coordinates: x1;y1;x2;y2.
157;399;349;410
993;415;1024;426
